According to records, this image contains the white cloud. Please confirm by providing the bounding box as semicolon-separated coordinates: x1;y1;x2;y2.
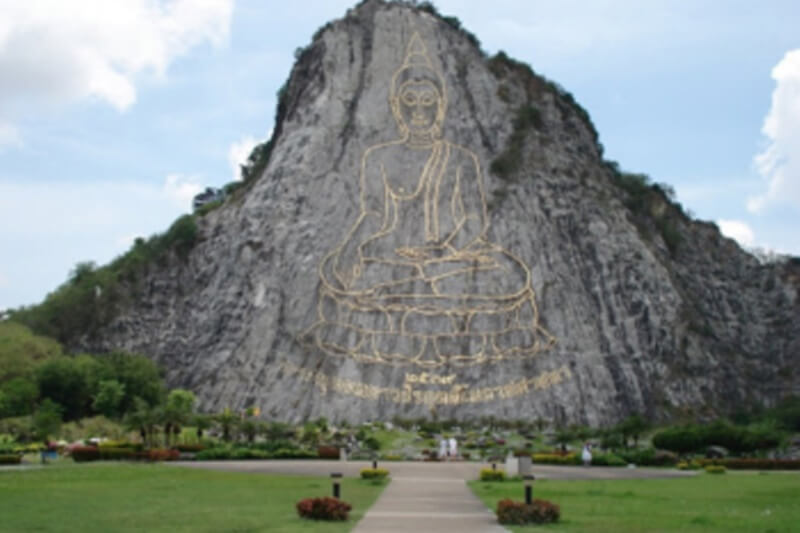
0;0;233;136
163;173;203;210
228;136;258;182
0;122;20;147
0;174;204;309
717;219;756;248
749;49;800;213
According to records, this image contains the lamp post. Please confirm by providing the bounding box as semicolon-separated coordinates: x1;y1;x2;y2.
331;472;342;499
523;475;535;505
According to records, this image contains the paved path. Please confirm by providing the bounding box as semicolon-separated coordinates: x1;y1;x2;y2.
174;460;695;532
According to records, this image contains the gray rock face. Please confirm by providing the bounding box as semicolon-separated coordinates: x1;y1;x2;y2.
85;0;799;424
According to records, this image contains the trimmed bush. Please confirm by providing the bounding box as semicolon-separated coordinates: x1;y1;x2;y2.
98;447;136;461
317;446;340;459
533;453;580;465
174;443;205;453
590;453;626;467
360;468;390;480
697;458;800;470
147;449;180;462
296;497;352;521
0;454;22;465
480;468;506;481
496;498;560;525
705;465;726;474
70;446;100;462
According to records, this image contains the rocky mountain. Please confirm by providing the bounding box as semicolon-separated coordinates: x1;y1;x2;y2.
65;0;798;424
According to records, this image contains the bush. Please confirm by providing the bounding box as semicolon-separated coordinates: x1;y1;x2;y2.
677;460;702;470
360;468;389;480
71;446;100;462
533;453;580;465
697;458;800;470
591;453;626;467
705;465;726;474
174;443;205;453
496;498;560;525
296;497;352;521
195;447;235;460
317;445;340;459
0;454;22;465
98;447;136;460
617;448;678;466
480;468;506;481
147;448;180;462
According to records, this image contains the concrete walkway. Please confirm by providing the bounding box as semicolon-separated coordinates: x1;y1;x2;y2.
352;467;507;533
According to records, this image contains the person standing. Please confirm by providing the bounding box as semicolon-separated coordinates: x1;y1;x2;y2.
449;436;458;460
581;442;592;467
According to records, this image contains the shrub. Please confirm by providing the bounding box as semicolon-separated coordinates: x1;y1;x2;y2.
71;446;100;462
147;448;180;462
591;453;626;467
174;443;205;453
0;454;22;465
533;453;580;465
317;446;340;459
272;447;316;459
496;498;560;525
360;468;389;480
296;497;352;521
379;454;403;461
705;465;726;474
697;458;800;470
98;447;136;460
480;468;506;481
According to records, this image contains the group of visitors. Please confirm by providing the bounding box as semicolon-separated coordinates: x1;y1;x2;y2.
438;436;458;460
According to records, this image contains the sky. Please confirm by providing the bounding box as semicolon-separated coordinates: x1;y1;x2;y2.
0;0;799;311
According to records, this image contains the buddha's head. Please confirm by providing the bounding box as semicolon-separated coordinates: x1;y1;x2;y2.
390;34;447;140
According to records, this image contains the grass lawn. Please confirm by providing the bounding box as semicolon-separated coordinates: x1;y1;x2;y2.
0;462;386;532
469;472;800;532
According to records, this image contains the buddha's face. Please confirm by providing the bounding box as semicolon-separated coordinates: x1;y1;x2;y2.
395;80;441;134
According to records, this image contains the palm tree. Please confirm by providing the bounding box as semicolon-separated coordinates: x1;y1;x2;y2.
215;408;239;443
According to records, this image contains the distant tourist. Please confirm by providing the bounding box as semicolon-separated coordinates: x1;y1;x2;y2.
581;442;592;466
439;437;448;460
449;436;458;459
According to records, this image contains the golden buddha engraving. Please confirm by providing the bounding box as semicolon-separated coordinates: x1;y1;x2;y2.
303;33;555;368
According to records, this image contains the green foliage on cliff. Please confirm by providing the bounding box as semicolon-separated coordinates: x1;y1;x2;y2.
490;105;543;179
10;215;198;344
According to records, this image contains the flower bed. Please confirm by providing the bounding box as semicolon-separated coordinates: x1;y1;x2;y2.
496;498;560;525
296;497;352;521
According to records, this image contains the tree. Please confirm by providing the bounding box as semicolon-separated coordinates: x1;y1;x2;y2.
162;389;195;446
33;399;63;444
215;408;239;442
36;357;91;420
102;351;164;413
92;379;126;418
616;415;650;448
192;413;213;440
124;397;160;448
0;377;39;417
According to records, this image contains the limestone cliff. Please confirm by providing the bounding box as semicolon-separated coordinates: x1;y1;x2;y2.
80;0;798;424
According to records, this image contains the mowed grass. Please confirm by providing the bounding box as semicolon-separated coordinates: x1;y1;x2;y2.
469;472;800;532
0;462;386;532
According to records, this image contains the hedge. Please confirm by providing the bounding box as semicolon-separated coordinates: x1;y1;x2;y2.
697;458;800;470
480;468;506;481
0;454;22;465
360;468;389;480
